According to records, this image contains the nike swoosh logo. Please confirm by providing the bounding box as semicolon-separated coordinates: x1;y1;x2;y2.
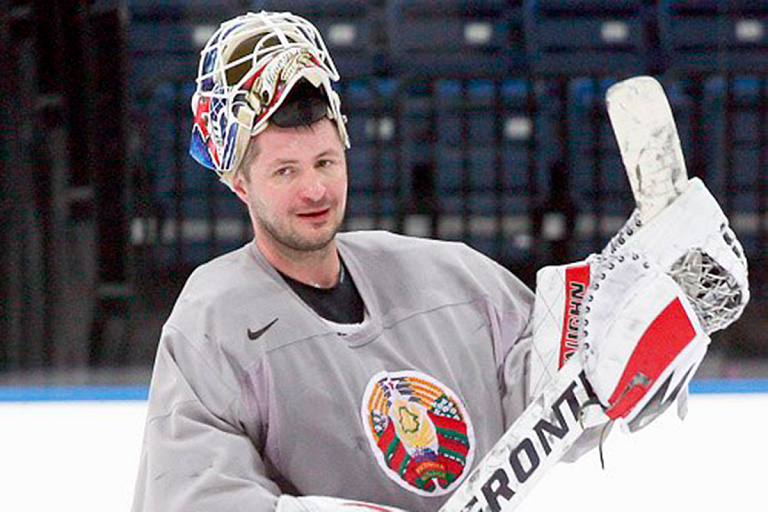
247;318;279;341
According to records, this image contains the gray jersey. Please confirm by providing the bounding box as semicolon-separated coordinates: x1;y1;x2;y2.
132;231;534;512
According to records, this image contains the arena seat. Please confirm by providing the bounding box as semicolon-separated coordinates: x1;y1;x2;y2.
336;78;403;225
387;0;526;77
701;76;765;259
125;1;240;95
659;0;767;73
128;0;241;19
525;0;651;76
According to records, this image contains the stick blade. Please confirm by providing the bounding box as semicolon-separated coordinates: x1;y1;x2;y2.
606;76;689;223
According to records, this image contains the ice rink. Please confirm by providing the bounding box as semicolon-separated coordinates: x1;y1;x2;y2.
1;385;766;511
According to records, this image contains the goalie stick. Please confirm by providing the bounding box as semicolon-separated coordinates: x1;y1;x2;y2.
439;76;688;512
605;76;689;223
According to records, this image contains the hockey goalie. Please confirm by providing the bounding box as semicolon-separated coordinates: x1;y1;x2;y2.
441;77;750;512
130;11;750;510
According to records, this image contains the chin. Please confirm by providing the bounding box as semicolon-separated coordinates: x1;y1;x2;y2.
288;238;335;253
286;227;339;253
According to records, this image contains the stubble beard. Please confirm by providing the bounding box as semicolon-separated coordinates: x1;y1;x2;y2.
253;201;344;255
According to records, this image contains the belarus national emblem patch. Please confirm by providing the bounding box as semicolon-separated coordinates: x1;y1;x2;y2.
360;370;475;496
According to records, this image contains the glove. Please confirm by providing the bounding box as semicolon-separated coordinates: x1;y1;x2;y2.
602;178;749;334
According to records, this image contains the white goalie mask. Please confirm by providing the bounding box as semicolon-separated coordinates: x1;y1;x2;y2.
189;11;350;188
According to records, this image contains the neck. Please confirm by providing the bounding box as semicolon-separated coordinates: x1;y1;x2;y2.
256;237;341;289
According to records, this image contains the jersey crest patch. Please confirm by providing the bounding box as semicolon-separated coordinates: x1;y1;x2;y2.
360;370;475;496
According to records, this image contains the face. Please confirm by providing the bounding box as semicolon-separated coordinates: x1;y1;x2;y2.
233;118;348;257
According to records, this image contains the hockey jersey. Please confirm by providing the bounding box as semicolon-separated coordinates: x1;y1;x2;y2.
132;231;534;511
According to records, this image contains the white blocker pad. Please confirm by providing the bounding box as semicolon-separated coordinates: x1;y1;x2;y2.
581;256;709;432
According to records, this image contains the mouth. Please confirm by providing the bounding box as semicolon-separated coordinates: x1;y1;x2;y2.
296;207;332;222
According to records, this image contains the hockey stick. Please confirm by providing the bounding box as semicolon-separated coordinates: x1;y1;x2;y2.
605;76;688;223
440;76;688;512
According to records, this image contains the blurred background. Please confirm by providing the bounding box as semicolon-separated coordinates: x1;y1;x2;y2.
0;0;766;386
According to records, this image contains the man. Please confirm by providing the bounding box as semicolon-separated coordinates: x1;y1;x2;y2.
132;11;729;512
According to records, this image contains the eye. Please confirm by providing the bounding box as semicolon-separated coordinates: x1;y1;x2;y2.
273;166;293;177
317;158;339;170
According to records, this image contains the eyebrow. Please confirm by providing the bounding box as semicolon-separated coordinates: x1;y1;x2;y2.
266;157;299;167
315;149;342;160
265;148;341;167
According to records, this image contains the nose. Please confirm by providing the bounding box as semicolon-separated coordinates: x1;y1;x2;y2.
299;169;328;203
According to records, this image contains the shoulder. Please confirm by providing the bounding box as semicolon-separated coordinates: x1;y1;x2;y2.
165;243;281;333
159;243;299;371
339;230;532;301
182;245;266;301
338;230;477;262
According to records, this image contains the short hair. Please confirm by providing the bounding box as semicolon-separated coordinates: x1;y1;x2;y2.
235;79;334;181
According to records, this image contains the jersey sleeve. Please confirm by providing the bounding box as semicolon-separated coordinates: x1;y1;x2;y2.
131;325;280;512
498;315;533;429
463;246;535;430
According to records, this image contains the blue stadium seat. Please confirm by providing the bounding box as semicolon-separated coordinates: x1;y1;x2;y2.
525;0;651;76
125;1;239;95
700;76;765;258
702;77;763;196
659;0;768;73
436;148;532;197
434;194;535;266
339;78;399;145
254;0;377;78
387;0;526;77
125;23;209;95
434;203;533;264
125;22;216;55
138;78;251;268
431;78;552;208
398;88;434;206
439;191;531;217
567;77;630;215
128;54;200;97
435;79;496;146
127;0;241;20
411;77;555;264
345;195;398;218
346;148;398;193
335;78;404;222
141;83;180;212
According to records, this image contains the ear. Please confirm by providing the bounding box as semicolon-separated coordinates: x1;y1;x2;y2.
231;174;250;205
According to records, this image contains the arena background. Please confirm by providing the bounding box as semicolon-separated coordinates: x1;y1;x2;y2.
0;1;765;509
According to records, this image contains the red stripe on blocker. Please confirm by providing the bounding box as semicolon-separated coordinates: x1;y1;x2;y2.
607;297;697;419
559;264;591;368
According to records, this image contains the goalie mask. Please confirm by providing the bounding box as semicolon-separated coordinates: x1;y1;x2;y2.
189;11;350;189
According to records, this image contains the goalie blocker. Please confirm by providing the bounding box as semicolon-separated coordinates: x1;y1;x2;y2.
532;252;711;433
582;253;709;430
442;254;709;512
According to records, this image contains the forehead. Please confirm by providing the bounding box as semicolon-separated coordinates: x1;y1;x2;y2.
254;118;343;159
